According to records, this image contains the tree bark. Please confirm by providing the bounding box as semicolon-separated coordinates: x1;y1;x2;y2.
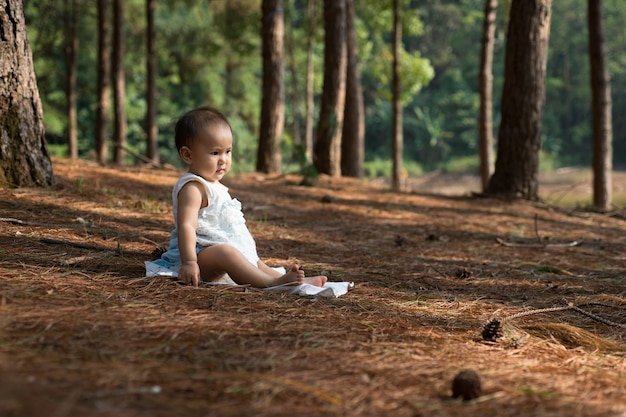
0;0;54;187
96;0;111;165
145;0;158;165
64;0;79;160
314;0;346;176
487;0;552;200
257;0;285;174
285;1;301;156
588;0;613;211
391;0;403;191
341;0;364;178
112;0;126;165
478;0;497;192
304;0;316;165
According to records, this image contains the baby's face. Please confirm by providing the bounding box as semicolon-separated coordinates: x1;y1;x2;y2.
186;124;233;182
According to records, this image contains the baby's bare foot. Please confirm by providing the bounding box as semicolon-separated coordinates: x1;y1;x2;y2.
279;264;305;285
303;275;327;287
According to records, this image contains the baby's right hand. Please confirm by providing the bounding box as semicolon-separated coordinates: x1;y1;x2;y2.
178;261;201;287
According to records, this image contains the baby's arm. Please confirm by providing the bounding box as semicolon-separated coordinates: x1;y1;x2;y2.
176;181;206;287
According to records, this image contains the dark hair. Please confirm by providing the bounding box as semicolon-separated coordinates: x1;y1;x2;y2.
174;107;232;151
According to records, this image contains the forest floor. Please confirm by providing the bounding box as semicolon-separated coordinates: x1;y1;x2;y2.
1;157;626;417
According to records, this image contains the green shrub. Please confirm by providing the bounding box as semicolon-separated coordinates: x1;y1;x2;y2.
364;157;423;179
441;155;479;174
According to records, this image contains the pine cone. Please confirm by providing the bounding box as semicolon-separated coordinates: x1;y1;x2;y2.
481;318;503;341
452;369;483;401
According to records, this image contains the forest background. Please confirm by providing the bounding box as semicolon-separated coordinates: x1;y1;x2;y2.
23;0;626;177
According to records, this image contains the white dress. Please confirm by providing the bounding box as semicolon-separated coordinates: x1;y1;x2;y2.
145;173;259;279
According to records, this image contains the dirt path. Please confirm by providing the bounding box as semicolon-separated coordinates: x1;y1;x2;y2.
403;167;626;208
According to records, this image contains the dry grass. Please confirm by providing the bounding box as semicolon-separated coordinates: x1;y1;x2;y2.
1;157;626;417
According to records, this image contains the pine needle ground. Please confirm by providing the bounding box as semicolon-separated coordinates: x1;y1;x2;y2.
1;158;625;417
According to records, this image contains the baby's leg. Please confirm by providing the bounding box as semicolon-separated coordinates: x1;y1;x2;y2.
197;244;303;288
259;262;327;287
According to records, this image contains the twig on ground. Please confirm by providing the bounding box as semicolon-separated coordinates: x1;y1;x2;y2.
1;217;87;229
61;252;112;266
40;238;109;251
483;299;626;342
114;144;160;168
495;237;582;248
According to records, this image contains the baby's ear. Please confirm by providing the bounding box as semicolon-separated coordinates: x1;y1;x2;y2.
179;146;192;164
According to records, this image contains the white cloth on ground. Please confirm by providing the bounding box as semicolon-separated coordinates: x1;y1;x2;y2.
264;281;354;298
146;262;353;298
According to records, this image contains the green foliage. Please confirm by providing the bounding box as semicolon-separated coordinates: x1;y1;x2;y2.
298;163;319;187
229;116;259;174
46;144;68;158
23;0;626;175
74;175;85;195
441;155;479;174
25;0;263;166
357;0;434;105
364;157;423;179
538;151;560;173
368;48;434;103
404;0;493;171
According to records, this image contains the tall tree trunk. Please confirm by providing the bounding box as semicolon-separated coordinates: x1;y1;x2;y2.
96;0;111;165
487;0;552;200
65;0;79;160
222;1;238;113
341;0;364;178
588;0;612;211
0;0;54;187
285;0;301;157
304;0;316;164
314;0;346;176
391;0;403;191
145;0;158;165
112;0;126;165
257;0;285;174
478;0;497;192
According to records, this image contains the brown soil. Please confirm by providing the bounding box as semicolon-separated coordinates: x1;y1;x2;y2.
1;157;625;417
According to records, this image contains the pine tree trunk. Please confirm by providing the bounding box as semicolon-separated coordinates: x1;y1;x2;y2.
145;0;158;165
285;1;301;154
588;0;613;211
478;0;497;192
487;0;552;200
65;0;79;160
112;0;126;165
96;0;111;166
304;0;316;165
391;0;403;191
314;0;346;176
257;0;285;174
0;0;54;187
341;0;364;178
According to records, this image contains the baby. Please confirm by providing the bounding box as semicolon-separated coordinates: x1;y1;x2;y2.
148;107;327;289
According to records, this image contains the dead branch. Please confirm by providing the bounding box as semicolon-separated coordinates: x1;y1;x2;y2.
61;252;112;266
0;217;92;232
483;300;626;342
40;238;111;252
495;237;582;248
114;144;161;168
